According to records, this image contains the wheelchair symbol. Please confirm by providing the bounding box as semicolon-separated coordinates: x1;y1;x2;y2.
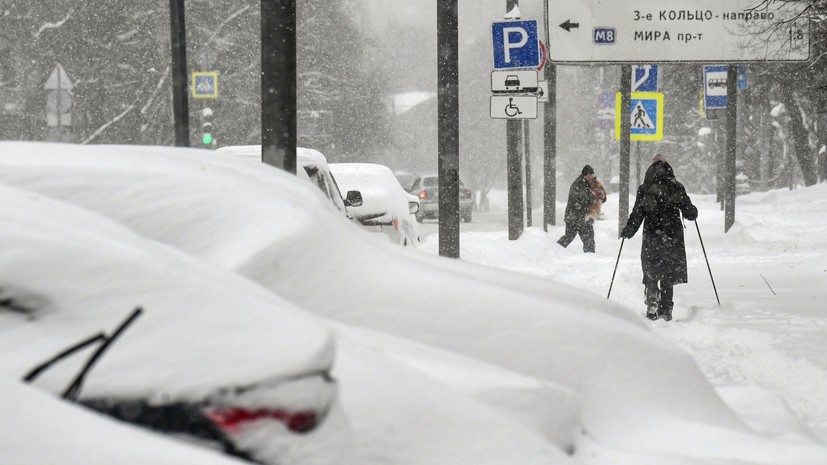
505;97;523;117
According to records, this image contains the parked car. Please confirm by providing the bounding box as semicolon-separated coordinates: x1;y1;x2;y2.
329;163;420;247
409;174;473;222
216;145;362;219
2;379;247;465
0;181;343;465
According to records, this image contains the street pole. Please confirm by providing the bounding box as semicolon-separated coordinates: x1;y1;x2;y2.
261;0;297;174
543;57;557;231
724;64;737;232
618;65;632;236
506;0;524;240
524;119;532;227
168;0;190;147
437;0;460;258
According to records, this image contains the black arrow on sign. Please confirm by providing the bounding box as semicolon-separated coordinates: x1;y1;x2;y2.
559;20;580;32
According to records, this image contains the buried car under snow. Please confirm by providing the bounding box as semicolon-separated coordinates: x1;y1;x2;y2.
0;182;344;465
329;162;421;247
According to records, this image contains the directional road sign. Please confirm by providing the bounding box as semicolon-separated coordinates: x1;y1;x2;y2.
490;95;538;119
192;71;219;99
703;65;728;109
491;70;539;93
547;0;810;63
615;92;664;141
632;64;659;92
492;20;541;69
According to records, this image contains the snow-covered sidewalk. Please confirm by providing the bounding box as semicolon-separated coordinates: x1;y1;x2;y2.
421;183;827;442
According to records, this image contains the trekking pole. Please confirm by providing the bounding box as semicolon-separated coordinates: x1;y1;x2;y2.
607;238;625;299
694;222;721;307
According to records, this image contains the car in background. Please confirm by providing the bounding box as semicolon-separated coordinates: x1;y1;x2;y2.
0;182;342;465
216;145;362;219
409;174;473;223
329;163;420;247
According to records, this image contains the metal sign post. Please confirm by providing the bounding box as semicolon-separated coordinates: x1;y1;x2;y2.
492;13;541;240
618;66;632;235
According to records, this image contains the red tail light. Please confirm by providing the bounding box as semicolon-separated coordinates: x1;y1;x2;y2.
393;217;399;230
419;190;427;200
206;407;318;434
463;188;472;199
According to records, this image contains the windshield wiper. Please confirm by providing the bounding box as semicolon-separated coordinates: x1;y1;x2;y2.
22;307;143;402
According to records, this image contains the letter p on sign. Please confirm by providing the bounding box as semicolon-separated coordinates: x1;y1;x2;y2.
492;20;540;69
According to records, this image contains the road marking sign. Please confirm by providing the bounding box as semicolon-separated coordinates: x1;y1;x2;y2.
703;65;728;109
491;70;539;93
492;20;540;69
615;92;663;141
192;71;219;99
632;65;659;92
490;95;538;119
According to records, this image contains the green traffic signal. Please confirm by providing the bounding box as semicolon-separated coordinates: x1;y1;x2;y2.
202;133;213;145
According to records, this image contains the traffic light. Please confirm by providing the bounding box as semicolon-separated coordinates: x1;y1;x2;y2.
201;122;213;146
200;107;214;147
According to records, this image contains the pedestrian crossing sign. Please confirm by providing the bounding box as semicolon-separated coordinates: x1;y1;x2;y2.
192;71;219;99
614;92;663;141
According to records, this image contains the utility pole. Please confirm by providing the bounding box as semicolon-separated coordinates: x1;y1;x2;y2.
437;0;460;258
168;0;189;146
261;0;297;174
543;57;556;230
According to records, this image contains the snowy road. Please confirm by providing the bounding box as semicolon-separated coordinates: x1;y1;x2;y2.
420;185;827;442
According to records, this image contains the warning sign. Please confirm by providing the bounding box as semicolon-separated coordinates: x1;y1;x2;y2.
614;92;663;141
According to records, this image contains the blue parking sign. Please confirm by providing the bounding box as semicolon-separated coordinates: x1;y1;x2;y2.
492;20;540;69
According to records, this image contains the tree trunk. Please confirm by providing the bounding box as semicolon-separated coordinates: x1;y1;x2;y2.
781;86;818;186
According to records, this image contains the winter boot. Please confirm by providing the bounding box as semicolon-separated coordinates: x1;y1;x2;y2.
644;284;660;320
658;301;674;322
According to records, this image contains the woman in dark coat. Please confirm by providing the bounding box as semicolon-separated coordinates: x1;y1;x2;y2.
621;158;698;321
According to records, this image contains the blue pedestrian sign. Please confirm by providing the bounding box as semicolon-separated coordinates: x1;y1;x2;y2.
615;92;664;142
492;20;540;69
632;65;659;92
192;71;219;99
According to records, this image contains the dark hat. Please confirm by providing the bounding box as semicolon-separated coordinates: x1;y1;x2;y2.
581;165;594;176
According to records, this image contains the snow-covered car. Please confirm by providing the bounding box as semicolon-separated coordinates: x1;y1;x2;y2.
1;379;248;465
329;162;420;247
216;145;361;219
409;174;473;222
2;142;826;464
0;181;342;465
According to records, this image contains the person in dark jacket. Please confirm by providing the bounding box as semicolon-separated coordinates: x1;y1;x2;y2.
558;165;605;253
621;156;698;321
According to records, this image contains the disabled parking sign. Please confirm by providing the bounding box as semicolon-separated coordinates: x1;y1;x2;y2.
614;92;663;141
